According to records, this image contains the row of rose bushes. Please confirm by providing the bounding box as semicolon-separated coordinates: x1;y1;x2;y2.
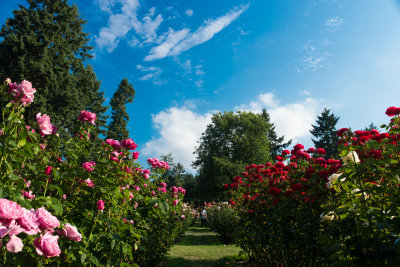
0;79;194;266
204;202;238;244
216;106;400;265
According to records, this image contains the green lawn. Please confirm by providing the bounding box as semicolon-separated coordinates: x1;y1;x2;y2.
166;221;247;267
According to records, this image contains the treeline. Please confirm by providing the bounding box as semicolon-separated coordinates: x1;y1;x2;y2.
163;108;378;205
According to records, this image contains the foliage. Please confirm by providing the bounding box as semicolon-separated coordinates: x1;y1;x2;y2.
225;106;400;265
107;78;136;140
205;202;238;244
0;0;108;142
310;108;340;159
0;79;192;265
193;111;272;201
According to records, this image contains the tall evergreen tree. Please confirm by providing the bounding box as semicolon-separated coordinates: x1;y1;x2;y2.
0;0;108;140
310;108;340;159
261;108;292;159
107;78;135;140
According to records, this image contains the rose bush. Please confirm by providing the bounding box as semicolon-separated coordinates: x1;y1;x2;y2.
224;106;400;265
0;79;192;265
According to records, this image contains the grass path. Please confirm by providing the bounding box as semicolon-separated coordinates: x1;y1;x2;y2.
166;221;245;267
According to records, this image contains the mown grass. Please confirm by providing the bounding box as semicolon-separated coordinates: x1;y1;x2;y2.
166;221;247;267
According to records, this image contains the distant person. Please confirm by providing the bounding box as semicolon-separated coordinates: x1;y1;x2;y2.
201;208;207;227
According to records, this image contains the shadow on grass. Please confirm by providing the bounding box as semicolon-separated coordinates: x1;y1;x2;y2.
167;255;248;267
178;234;221;246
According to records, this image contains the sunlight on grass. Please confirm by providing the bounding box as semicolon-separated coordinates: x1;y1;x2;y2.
166;221;245;267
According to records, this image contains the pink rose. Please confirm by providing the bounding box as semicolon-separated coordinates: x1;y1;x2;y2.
121;139;137;150
97;200;105;211
173;200;178;206
170;186;178;194
132;151;139;159
34;231;61;258
77;110;96;125
17;208;40;235
6;236;24;253
36;113;57;137
9;80;36;106
35;208;60;229
57;223;82;242
106;139;121;150
82;161;96;172
0;199;23;220
84;178;95;187
21;190;35;200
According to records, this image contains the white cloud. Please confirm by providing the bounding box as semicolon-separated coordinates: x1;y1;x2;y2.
185;9;194;16
235;92;323;143
136;64;166;85
144;28;190;61
142;92;323;172
195;64;205;75
95;0;163;52
141;106;213;172
325;16;343;28
144;3;249;61
298;43;330;72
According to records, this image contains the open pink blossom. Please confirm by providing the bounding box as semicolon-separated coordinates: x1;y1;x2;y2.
84;178;95;187
6;236;24;253
132;151;139;159
0;199;23;220
77;110;96;125
21;190;35;200
34;231;61;258
106;139;121;150
82;161;96;171
9;80;36;106
36;113;57;137
121;139;137;150
36;208;60;229
17;208;40;235
57;223;82;242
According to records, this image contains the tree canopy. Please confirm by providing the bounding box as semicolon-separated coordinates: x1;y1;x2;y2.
107;78;136;140
0;0;108;139
310;108;340;159
192;111;273;200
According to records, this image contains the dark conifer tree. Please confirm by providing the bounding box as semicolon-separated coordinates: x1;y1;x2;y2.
261;109;292;159
0;0;108;140
107;78;135;140
310;108;340;159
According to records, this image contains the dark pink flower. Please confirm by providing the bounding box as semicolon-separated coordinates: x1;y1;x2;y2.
77;110;96;125
97;200;105;211
121;138;138;150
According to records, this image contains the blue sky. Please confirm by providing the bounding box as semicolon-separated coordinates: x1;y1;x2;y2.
2;0;400;172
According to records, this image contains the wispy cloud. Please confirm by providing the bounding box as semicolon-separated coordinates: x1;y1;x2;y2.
298;43;330;72
185;9;194;17
325;16;343;27
95;0;163;52
136;64;166;85
144;3;250;61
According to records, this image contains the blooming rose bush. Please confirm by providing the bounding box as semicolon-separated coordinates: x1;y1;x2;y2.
0;79;192;265
224;106;400;265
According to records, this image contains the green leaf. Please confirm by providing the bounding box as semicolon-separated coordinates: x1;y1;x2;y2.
22;142;34;159
8;173;19;181
111;239;115;249
80;252;87;264
89;255;99;265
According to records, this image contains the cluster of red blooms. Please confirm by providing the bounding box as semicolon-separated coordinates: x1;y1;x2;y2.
225;144;342;210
